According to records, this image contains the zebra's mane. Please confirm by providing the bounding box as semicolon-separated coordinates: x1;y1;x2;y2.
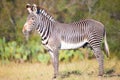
36;6;55;22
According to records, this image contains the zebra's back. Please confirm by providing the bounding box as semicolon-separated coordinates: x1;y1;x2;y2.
53;19;104;45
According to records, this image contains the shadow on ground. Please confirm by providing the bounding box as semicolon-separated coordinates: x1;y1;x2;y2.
60;70;81;78
104;69;120;77
59;69;120;79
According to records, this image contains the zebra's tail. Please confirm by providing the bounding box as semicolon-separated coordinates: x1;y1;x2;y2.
104;31;110;57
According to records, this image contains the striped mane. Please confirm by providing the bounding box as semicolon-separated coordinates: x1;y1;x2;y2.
36;6;55;21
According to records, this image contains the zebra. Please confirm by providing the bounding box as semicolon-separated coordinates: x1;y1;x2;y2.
22;4;110;79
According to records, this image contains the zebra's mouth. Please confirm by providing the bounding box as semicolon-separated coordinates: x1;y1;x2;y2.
23;30;30;41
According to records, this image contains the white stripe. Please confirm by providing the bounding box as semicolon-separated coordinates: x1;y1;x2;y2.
60;39;88;49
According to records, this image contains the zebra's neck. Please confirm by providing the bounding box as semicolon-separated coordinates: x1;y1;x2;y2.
36;18;54;45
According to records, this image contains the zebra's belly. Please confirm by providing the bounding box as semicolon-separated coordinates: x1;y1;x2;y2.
60;40;88;49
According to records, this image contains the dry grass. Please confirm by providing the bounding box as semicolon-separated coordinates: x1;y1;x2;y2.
0;59;120;80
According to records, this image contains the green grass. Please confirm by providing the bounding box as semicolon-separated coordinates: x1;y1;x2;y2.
0;59;120;80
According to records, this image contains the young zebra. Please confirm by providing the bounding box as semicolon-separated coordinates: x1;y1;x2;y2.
22;4;110;79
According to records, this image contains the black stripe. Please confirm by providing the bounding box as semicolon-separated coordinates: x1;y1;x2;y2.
43;26;50;40
40;26;43;33
42;27;47;37
42;41;48;45
36;24;40;30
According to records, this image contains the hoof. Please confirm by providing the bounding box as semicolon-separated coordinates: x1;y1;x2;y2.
52;75;60;80
52;76;57;80
98;73;104;76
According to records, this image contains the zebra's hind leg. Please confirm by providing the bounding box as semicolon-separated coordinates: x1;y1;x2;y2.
93;47;104;76
48;50;59;79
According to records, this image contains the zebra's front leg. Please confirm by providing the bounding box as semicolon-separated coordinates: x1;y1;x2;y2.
93;48;104;76
49;50;59;79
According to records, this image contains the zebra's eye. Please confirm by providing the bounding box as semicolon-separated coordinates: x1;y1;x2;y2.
31;17;34;20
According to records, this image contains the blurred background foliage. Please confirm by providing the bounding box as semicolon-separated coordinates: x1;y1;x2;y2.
0;0;120;64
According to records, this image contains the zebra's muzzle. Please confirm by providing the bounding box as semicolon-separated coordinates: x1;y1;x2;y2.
22;29;30;41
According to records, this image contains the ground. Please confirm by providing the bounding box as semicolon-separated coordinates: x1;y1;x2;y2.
0;59;120;80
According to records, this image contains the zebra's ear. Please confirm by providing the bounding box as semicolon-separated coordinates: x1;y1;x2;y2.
26;4;32;13
32;4;38;14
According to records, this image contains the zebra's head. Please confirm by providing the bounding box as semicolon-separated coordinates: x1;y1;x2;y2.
22;4;54;40
22;4;39;40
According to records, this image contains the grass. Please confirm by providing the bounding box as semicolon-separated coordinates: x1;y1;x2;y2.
0;59;120;80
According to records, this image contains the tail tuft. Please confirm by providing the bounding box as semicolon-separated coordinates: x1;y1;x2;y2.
104;32;110;57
